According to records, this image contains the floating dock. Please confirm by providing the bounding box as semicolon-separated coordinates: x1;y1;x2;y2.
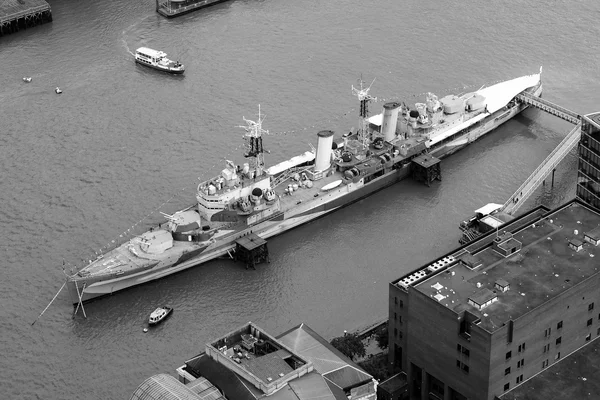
155;0;228;18
0;0;52;37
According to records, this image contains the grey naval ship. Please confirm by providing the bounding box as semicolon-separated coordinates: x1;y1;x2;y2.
67;68;543;304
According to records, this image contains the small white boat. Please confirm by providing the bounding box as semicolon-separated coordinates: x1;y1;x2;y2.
23;77;32;83
55;87;62;94
148;306;173;325
134;47;185;75
321;179;342;191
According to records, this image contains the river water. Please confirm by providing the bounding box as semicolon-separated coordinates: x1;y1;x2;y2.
1;0;599;398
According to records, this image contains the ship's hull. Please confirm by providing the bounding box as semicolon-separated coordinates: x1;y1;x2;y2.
67;81;542;304
135;59;184;74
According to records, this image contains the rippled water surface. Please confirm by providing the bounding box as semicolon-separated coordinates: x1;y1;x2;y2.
1;0;599;398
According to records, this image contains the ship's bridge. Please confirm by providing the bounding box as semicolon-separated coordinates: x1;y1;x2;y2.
196;166;272;220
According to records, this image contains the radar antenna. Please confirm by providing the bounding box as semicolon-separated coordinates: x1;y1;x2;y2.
239;105;269;174
352;76;377;147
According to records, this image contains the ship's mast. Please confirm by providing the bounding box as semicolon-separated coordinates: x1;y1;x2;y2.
352;77;377;148
239;105;268;176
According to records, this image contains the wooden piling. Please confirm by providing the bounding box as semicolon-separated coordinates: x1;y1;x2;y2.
0;0;52;37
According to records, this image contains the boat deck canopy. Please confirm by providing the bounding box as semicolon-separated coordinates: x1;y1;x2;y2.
475;203;503;217
136;47;165;58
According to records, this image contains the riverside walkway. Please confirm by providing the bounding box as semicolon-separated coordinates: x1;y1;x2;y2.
500;95;581;215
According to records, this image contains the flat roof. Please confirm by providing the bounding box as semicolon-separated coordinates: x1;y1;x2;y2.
500;338;600;400
413;200;600;332
584;112;600;129
136;47;165;58
412;154;440;168
235;233;267;251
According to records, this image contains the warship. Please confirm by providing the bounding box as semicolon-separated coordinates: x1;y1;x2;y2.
67;68;543;304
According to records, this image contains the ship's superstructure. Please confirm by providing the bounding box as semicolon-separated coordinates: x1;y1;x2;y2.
67;69;543;304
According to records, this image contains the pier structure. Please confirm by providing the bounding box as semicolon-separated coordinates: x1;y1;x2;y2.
500;95;582;215
156;0;227;18
411;154;441;187
0;0;52;37
233;233;269;270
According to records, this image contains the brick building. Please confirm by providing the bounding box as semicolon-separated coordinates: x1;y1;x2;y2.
577;111;600;209
388;199;600;400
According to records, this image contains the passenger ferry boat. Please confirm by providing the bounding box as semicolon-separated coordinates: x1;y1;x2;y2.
66;68;543;305
134;47;185;74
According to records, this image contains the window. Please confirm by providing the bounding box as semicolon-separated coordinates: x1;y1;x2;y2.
517;358;525;368
399;330;403;339
506;351;512;360
555;352;561;360
504;383;510;391
456;360;469;374
542;359;549;368
516;374;524;384
394;312;397;321
597;327;600;336
457;344;470;358
505;367;511;376
543;344;550;353
394;328;397;337
586;333;592;342
400;299;404;308
395;297;397;305
399;315;402;324
557;321;563;330
556;337;562;346
587;318;593;327
544;327;551;337
518;343;526;352
589;302;595;311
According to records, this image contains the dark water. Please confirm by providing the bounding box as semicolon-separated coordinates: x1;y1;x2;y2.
1;0;599;398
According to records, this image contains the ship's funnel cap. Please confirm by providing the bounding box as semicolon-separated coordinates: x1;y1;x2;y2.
317;130;335;138
383;102;401;110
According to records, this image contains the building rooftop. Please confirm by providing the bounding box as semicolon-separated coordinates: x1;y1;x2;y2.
378;372;408;393
129;374;225;400
500;338;600;400
204;322;311;394
175;322;374;400
584;112;600;129
399;200;600;332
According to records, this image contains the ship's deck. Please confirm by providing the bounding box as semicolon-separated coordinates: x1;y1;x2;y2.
275;170;345;212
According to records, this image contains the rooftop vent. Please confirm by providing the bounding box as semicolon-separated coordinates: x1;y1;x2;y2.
569;238;584;252
434;293;446;302
279;373;284;377
267;377;272;382
495;279;510;292
468;288;498;311
584;226;600;246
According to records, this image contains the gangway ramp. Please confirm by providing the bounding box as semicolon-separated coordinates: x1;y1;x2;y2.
516;92;580;125
501;122;581;215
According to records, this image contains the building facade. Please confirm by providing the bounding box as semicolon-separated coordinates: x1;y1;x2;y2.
577;112;600;209
389;199;600;400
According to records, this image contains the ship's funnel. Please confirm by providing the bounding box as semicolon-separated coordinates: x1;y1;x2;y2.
315;130;335;172
381;102;401;142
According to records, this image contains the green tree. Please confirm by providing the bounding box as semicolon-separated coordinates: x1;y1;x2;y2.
375;326;388;350
330;333;366;361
